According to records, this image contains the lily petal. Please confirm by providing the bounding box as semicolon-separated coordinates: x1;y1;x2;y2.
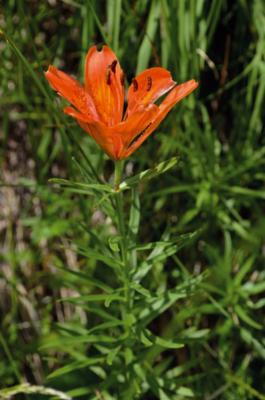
45;66;98;119
67;103;158;160
85;45;125;126
63;106;94;123
122;80;198;158
127;67;176;116
109;104;158;159
78;120;119;159
63;105;114;157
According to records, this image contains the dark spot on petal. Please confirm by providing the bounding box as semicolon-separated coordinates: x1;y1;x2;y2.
132;78;138;92
110;60;118;73
147;76;152;91
127;123;152;149
120;71;125;86
106;69;111;85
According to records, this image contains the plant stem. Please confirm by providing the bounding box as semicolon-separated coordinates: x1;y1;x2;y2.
114;160;130;318
114;159;124;191
114;161;136;398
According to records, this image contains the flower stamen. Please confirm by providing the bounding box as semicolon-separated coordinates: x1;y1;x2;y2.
127;123;152;149
110;60;118;73
106;69;111;85
132;78;138;92
147;76;152;91
120;71;125;86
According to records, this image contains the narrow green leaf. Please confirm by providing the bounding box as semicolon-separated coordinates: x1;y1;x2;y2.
76;245;123;271
136;0;161;73
235;305;263;330
176;386;195;398
0;383;71;400
47;358;104;379
138;273;205;325
141;329;184;349
60;293;125;305
243;280;265;295
49;178;113;193
119;157;179;191
134;231;199;281
56;266;113;293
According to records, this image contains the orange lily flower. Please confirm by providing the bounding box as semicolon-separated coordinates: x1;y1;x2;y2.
45;45;198;160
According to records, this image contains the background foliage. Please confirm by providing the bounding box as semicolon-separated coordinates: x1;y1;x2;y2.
0;0;265;399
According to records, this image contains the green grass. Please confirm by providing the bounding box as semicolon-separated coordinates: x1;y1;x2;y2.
0;0;265;399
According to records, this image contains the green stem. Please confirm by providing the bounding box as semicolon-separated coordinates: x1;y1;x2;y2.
114;159;124;191
114;161;136;399
114;160;130;318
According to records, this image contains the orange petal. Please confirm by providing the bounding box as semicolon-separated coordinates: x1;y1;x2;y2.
67;104;157;160
122;80;199;158
45;66;98;119
108;104;158;159
78;120;120;159
63;106;94;123
127;67;176;116
85;45;125;126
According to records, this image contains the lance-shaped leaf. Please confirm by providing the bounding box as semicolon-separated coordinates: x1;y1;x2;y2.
119;157;179;191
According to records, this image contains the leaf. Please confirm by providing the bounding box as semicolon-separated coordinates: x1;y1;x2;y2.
136;0;161;73
129;188;141;238
176;387;195;397
47;358;104;379
247;298;265;309
76;245;123;271
59;292;125;306
107;0;122;52
165;360;198;379
82;305;121;323
49;178;113;194
135;243;179;281
243;280;265;295
0;30;50;100
134;230;200;281
56;266;113;293
141;329;184;349
130;241;172;251
240;328;265;360
129;188;141;268
234;304;263;330
130;282;152;298
225;371;265;400
57;320;123;336
108;235;122;252
138;273;206;326
106;346;121;365
222;184;265;199
178;328;210;342
158;388;171;400
0;383;72;400
234;256;255;286
119;157;179;191
41;333;119;350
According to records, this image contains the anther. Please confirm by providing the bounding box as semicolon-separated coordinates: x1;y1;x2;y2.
106;69;111;85
147;76;152;91
110;60;118;73
120;71;125;86
127;123;152;149
132;78;138;91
